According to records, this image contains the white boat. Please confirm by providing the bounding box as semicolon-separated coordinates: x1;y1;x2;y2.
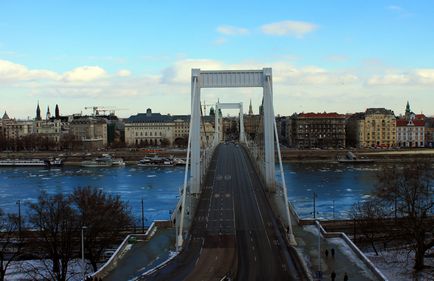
112;158;126;166
81;154;125;167
138;155;174;167
337;151;374;163
81;154;113;167
173;157;187;166
0;158;64;167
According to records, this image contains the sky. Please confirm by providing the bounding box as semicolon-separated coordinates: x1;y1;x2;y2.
1;0;434;119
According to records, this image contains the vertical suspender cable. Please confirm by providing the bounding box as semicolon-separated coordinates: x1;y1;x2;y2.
268;78;296;245
177;77;197;251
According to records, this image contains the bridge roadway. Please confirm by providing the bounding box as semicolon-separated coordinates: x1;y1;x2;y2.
143;143;305;281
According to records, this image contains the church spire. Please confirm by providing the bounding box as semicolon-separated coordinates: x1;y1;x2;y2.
36;101;41;121
405;101;412;120
248;99;253;115
2;111;10;120
46;106;51;120
55;104;60;119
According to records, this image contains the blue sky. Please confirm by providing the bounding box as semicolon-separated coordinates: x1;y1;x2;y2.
1;0;434;118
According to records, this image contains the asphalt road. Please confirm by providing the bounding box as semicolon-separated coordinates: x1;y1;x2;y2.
143;143;304;281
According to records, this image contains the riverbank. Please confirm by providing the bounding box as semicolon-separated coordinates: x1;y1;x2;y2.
0;147;433;165
281;148;434;162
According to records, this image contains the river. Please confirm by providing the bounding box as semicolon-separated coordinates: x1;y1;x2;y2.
0;162;394;223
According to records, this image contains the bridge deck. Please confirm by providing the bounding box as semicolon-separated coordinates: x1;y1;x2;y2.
143;143;304;281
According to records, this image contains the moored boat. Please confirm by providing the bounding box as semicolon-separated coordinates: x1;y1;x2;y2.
0;158;64;168
337;151;375;163
137;155;174;167
81;154;125;167
173;157;187;166
81;154;113;167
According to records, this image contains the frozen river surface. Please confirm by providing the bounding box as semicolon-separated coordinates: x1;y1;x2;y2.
0;162;395;222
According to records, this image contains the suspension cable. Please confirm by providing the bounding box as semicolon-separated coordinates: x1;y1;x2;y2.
178;77;197;251
268;77;296;245
199;101;209;148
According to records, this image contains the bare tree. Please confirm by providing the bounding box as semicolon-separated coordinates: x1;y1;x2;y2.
71;186;133;272
375;160;434;270
28;192;79;281
0;209;23;281
350;199;388;256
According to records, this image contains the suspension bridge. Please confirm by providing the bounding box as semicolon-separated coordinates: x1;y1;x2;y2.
92;68;389;281
138;68;305;280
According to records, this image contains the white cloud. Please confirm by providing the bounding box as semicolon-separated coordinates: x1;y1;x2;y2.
216;25;249;36
367;69;434;85
160;59;224;84
367;74;411;85
1;58;434;118
213;37;227;46
414;69;434;84
62;66;107;82
0;59;60;81
117;69;131;77
260;20;317;38
387;5;402;11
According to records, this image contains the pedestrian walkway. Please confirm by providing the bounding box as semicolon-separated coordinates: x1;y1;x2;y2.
292;220;383;281
104;228;176;281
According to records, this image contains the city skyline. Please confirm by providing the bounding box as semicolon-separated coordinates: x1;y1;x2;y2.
1;1;434;118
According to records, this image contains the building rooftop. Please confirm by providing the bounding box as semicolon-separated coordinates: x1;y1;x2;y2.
396;119;425;127
365;108;395;116
126;109;214;123
298;112;345;118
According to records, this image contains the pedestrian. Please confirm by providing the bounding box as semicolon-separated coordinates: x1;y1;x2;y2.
331;270;336;281
325;249;329;257
331;247;335;258
344;272;348;281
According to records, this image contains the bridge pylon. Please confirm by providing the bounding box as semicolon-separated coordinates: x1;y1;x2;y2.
190;68;275;194
214;102;246;144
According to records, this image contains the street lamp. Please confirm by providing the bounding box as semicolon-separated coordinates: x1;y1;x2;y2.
317;220;322;280
16;200;21;239
141;198;145;234
313;192;317;219
81;226;87;281
332;200;335;220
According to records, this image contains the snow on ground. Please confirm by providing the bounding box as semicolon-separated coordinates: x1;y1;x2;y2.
5;259;95;281
303;224;320;235
365;247;434;281
327;237;377;280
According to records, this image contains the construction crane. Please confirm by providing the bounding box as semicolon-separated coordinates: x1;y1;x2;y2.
84;106;128;116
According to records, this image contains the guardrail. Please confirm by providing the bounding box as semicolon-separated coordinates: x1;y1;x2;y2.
288;199;388;280
313;221;389;281
90;220;171;279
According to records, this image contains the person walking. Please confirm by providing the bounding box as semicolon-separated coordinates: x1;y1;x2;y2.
325;249;329;257
331;270;336;281
344;272;348;281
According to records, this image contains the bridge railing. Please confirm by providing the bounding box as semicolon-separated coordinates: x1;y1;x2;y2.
90;220;172;280
245;140;266;181
200;143;216;182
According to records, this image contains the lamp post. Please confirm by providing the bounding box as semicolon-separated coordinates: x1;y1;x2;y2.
81;226;87;281
332;200;335;220
141;198;145;234
16;200;21;239
316;220;322;280
313;192;317;219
